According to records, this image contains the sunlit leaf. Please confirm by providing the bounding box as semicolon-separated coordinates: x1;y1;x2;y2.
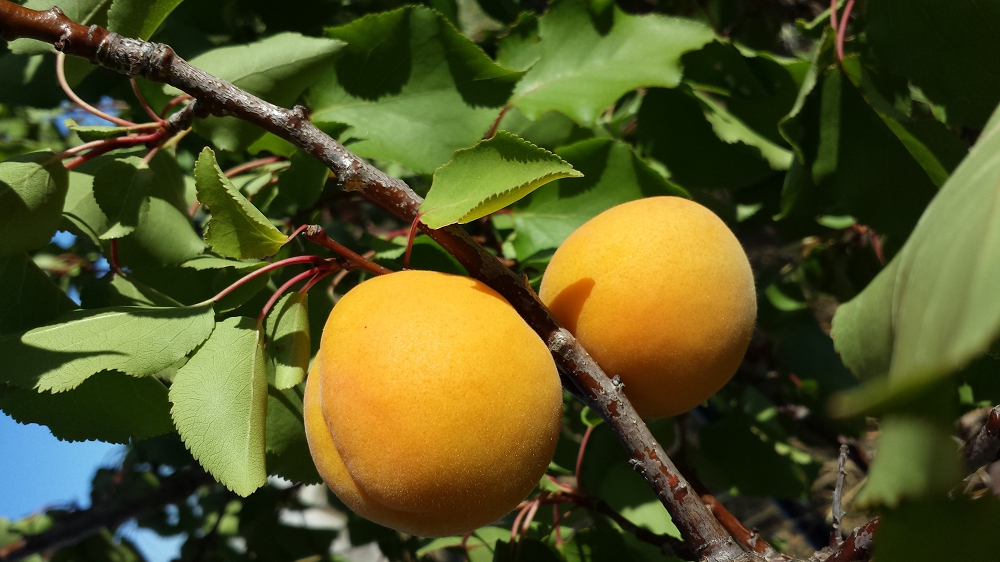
419;131;582;229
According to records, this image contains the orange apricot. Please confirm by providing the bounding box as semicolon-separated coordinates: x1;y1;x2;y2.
539;196;756;419
304;270;562;537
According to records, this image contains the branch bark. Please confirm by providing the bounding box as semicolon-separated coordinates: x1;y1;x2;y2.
0;3;754;560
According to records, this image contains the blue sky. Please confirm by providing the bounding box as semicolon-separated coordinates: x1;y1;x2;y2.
0;412;183;561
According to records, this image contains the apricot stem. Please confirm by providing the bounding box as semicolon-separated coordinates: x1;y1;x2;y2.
204;255;328;305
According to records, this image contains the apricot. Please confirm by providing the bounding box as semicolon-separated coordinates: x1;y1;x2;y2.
539;196;756;419
304;270;562;537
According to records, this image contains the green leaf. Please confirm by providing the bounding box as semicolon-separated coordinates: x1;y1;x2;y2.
0;371;173;444
504;0;714;124
107;0;186;40
116;198;206;267
309;6;524;174
265;293;310;390
69;125;133;142
173;33;344;152
417;527;509;561
876;497;1000;562
830;257;899;383
92;156;152;240
511;138;687;261
853;416;962;508
272;150;329;211
637;87;783;190
831;107;1000;405
778;67;940;237
8;0;112;55
170;316;268;497
866;0;1000;128
194;148;288;259
682;41;804;148
693;412;820;499
493;539;562;562
0;254;76;335
419;131;582;229
0;151;69;256
181;255;264;272
0;303;215;392
265;384;321;484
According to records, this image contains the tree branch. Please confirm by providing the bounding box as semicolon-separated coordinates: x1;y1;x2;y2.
0;4;754;560
0;468;210;562
820;519;877;562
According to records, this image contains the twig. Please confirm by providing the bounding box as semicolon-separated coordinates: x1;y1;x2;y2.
821;518;877;562
830;444;848;546
963;405;1000;474
302;225;393;277
701;494;782;559
0;5;756;559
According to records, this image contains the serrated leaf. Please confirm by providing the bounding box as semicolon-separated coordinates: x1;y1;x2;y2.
92;156;152;239
830;106;1000;411
107;0;186;40
181;255;264;271
0;151;69;256
419;131;582;229
171;33;344;152
265;293;310;390
170;316;268;497
504;0;714;124
309;6;524;174
511;138;687;261
0;254;77;335
0;372;172;444
194;148;288;259
866;0;1000;128
69;124;134;142
8;0;112;55
0;303;215;392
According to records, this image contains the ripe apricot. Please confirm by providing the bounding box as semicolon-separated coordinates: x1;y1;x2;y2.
304;270;562;537
539;196;756;419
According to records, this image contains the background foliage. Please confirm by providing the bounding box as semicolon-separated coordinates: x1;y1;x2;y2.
3;0;1000;561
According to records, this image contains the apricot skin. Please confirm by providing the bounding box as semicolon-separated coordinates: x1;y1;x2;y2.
539;196;756;419
304;270;563;537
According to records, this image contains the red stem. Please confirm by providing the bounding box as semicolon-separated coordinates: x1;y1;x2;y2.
485;105;511;139
836;0;855;62
207;255;327;303
257;266;333;329
64;131;164;169
131;77;166;125
830;0;839;33
299;269;335;294
575;425;595;491
403;213;423;270
303;226;393;277
109;239;121;273
56;52;135;127
224;156;283;178
160;94;192;118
